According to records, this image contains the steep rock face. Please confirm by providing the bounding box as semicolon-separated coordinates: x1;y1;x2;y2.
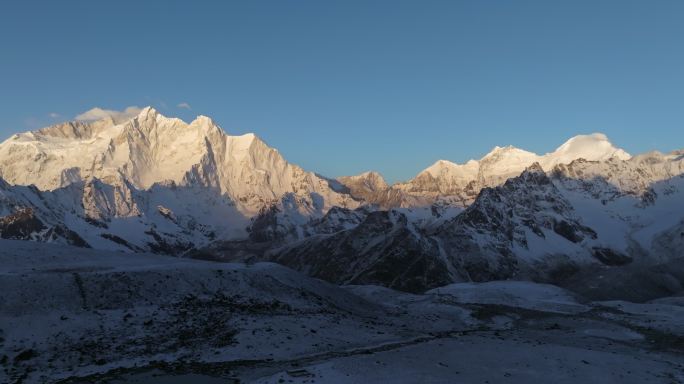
260;158;684;292
551;151;684;200
0;184;90;247
249;204;375;242
434;164;599;282
338;171;430;209
547;151;684;264
0;175;246;253
337;171;389;202
272;164;601;291
264;165;576;292
194;202;378;263
269;210;450;293
0;108;361;251
80;176;143;221
0;208;47;240
650;219;684;261
0;107;357;217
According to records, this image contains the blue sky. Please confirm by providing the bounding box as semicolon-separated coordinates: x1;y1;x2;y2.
1;1;683;183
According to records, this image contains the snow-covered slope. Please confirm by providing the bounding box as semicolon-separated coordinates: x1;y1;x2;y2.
0;173;248;253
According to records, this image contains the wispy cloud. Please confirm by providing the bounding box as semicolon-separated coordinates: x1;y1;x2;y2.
177;102;192;110
23;117;43;129
75;106;142;123
23;113;61;129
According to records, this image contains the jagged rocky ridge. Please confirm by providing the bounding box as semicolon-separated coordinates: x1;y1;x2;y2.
343;133;632;208
207;156;684;292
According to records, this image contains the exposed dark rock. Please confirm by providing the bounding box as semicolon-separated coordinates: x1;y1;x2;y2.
0;208;46;239
270;211;450;293
248;204;284;242
101;233;143;252
200;164;606;293
145;229;194;255
553;219;597;243
13;349;37;363
591;247;632;266
85;217;108;228
52;225;91;248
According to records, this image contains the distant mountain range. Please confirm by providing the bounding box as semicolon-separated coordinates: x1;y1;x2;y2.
1;107;682;292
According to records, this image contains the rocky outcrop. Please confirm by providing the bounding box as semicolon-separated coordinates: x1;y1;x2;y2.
257;161;684;292
270;210;450;293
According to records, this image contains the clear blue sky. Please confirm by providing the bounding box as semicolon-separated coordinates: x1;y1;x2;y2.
1;1;683;183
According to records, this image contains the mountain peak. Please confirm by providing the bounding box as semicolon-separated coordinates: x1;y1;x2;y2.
482;145;536;161
193;114;214;125
424;159;460;172
336;173;388;204
419;159;479;183
550;133;630;162
524;162;545;174
187;115;225;137
357;171;388;186
134;106;164;124
489;145;514;152
359;170;383;178
139;105;158;115
338;171;389;193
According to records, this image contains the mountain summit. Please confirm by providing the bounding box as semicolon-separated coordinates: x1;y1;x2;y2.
543;133;630;165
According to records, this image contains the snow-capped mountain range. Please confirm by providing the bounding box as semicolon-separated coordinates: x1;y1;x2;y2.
0;107;355;213
0;107;356;252
0;107;682;292
373;132;631;208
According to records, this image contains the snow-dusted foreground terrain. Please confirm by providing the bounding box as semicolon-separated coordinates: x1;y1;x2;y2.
1;240;683;383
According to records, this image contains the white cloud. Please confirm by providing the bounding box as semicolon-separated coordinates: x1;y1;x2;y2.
48;113;60;119
75;106;142;123
177;102;192;110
